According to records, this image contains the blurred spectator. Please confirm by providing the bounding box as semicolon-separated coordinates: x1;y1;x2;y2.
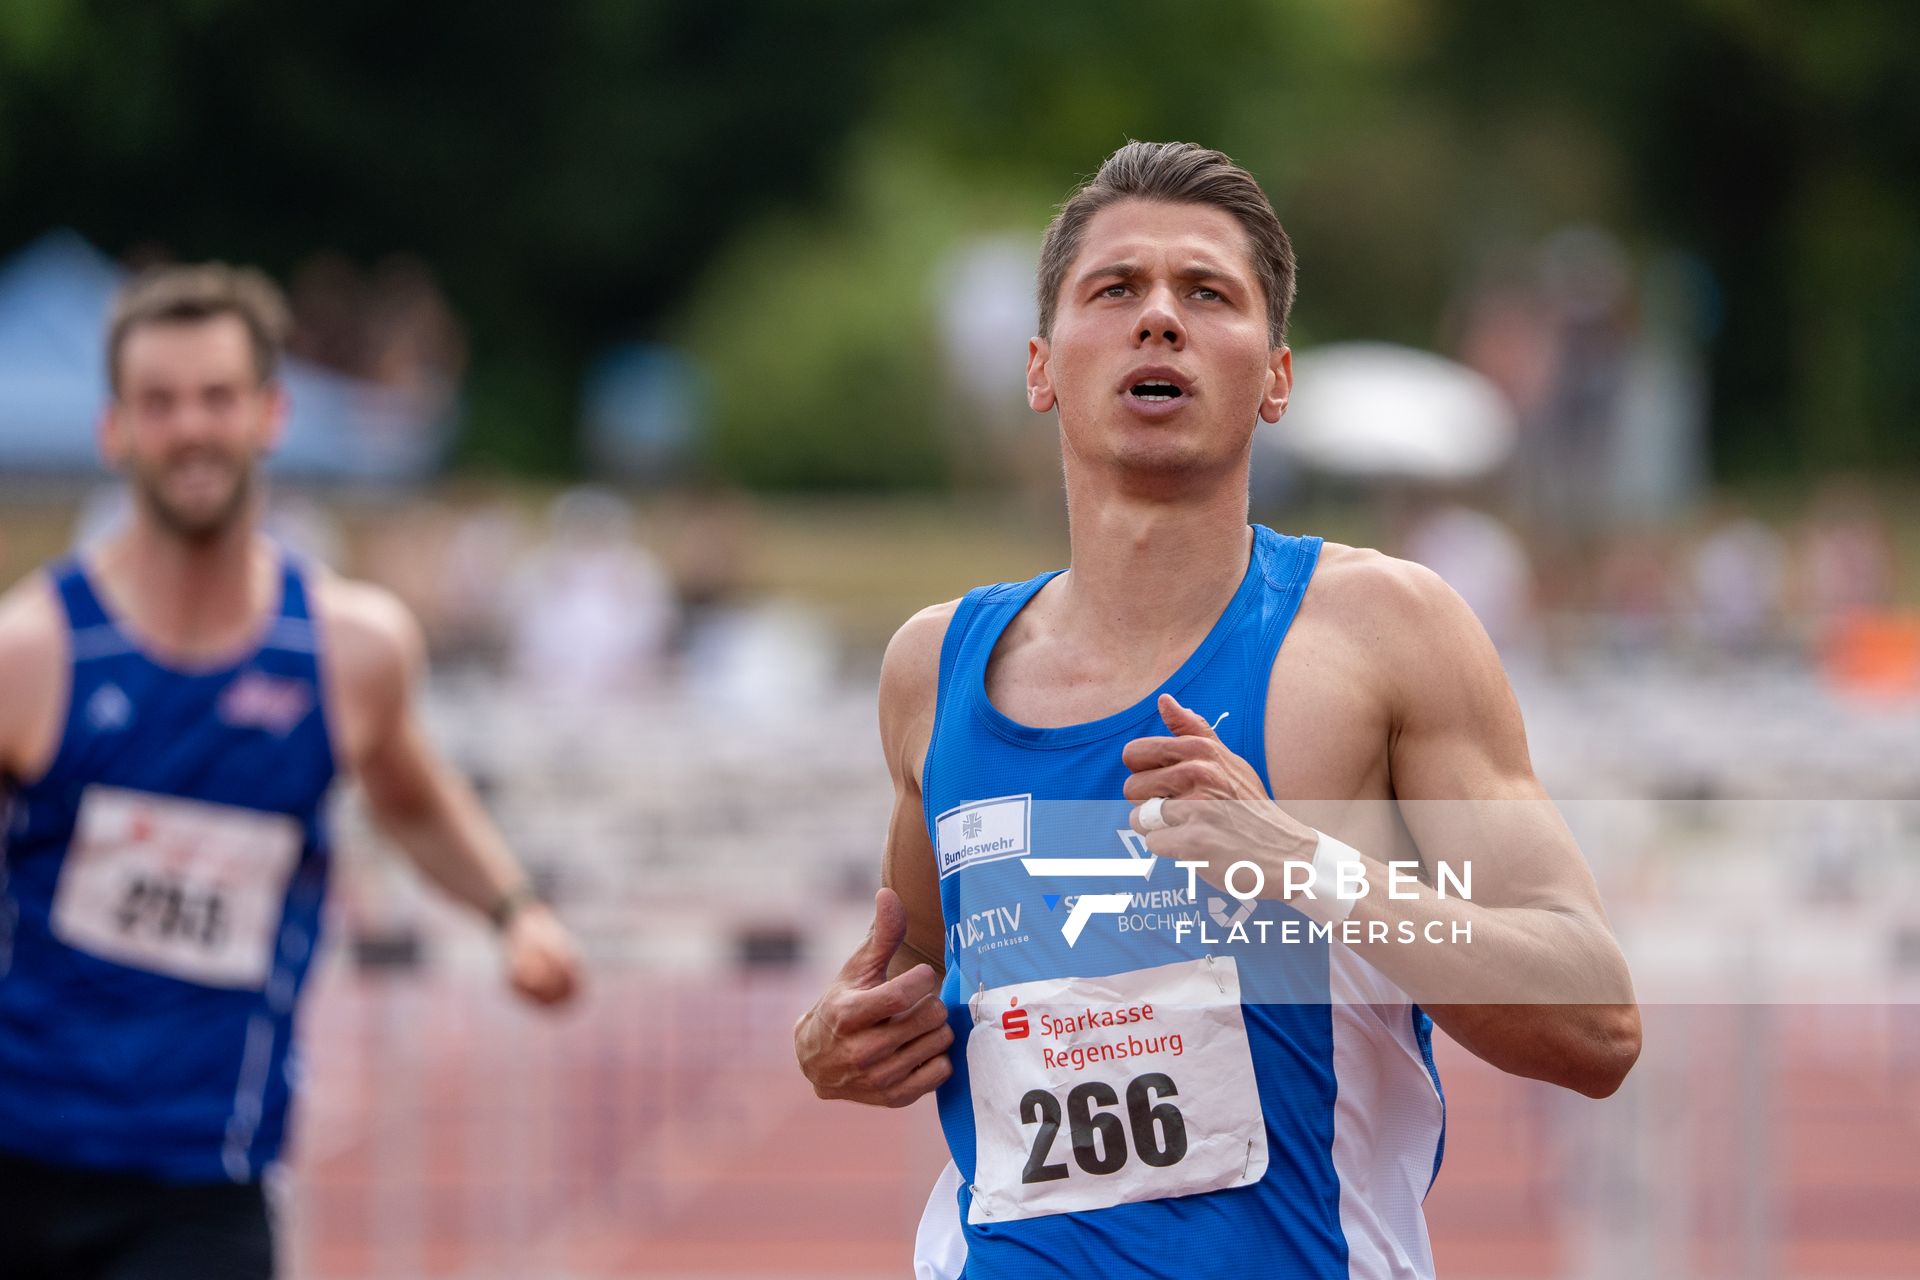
582;342;703;484
1455;231;1711;543
1452;255;1557;429
1535;228;1635;537
933;234;1060;505
1400;499;1537;652
289;251;466;425
682;597;839;717
665;488;759;626
433;501;530;666
663;489;840;717
363;255;468;423
1611;253;1713;523
288;252;366;374
1686;503;1787;654
1793;477;1895;622
1594;530;1677;654
508;488;676;698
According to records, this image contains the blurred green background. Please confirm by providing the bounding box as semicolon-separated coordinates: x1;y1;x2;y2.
4;0;1914;489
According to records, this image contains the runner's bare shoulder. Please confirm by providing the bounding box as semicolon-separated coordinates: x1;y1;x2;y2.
1297;541;1488;678
307;572;427;762
0;570;64;660
1307;541;1460;616
879;599;960;782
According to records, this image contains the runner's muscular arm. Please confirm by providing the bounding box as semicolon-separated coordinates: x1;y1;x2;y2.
317;577;579;1004
321;579;523;912
878;601;954;980
793;601;956;1107
1354;559;1641;1096
1129;554;1638;1097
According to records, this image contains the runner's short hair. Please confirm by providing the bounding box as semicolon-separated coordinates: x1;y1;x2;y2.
1037;140;1296;346
107;263;292;392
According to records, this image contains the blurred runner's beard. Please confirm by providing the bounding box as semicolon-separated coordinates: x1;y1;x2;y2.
136;458;255;543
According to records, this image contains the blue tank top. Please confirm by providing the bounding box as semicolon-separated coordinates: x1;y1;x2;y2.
921;525;1446;1280
0;553;337;1184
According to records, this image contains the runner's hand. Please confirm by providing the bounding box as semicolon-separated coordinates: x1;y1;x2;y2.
1121;693;1317;880
796;888;953;1107
503;903;583;1006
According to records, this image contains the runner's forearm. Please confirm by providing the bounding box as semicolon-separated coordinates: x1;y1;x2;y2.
1316;849;1639;1095
368;760;532;921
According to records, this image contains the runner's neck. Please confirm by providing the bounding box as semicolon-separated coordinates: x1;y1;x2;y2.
91;519;279;662
1055;481;1254;653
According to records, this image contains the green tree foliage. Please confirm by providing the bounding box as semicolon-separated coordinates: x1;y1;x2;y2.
2;0;1914;484
684;0;1920;485
0;0;907;473
683;146;978;490
1421;0;1920;473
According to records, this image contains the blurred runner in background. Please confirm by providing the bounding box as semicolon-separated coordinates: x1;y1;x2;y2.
0;264;581;1280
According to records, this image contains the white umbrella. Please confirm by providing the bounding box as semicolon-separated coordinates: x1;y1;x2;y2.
1265;341;1518;481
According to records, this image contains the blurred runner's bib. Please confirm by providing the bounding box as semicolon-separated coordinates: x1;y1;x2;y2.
50;785;302;990
965;956;1268;1224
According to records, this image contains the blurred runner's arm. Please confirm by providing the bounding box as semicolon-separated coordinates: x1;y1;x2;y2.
795;601;955;1106
318;576;581;1006
0;576;65;785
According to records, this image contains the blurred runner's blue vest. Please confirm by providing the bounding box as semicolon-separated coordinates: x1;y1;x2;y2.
0;553;336;1183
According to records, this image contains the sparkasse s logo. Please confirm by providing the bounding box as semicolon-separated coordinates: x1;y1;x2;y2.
1001;999;1029;1040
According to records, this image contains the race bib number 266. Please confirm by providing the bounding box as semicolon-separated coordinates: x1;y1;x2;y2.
965;956;1268;1224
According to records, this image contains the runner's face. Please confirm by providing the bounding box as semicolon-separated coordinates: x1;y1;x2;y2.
1029;198;1289;479
104;316;282;542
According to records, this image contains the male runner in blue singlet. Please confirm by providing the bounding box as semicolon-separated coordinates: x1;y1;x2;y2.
0;265;581;1279
796;142;1641;1278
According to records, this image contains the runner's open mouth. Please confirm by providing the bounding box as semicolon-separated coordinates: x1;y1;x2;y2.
1130;381;1185;401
